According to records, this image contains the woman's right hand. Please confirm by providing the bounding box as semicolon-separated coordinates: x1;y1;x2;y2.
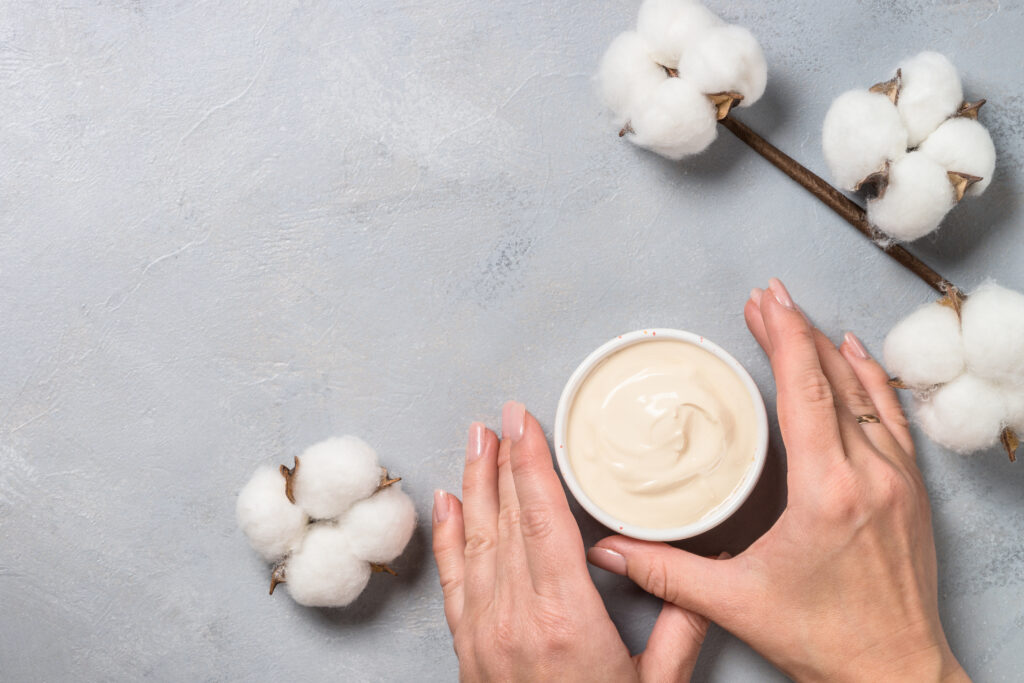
587;279;970;681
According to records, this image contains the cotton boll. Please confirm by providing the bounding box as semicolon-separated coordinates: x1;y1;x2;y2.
676;24;767;106
236;466;308;562
867;152;954;241
960;283;1024;383
598;31;669;125
637;0;723;67
822;90;908;190
339;485;417;564
916;374;1005;453
1000;389;1024;434
285;525;371;607
918;117;996;196
291;436;382;520
896;51;963;147
629;78;718;160
883;302;965;388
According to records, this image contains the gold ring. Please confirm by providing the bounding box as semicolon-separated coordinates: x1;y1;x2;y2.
857;414;881;424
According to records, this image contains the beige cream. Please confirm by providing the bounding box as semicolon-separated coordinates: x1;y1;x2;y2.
566;339;758;529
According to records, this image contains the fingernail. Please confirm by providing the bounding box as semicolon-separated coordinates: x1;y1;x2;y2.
844;332;870;360
502;401;526;443
750;287;763;306
466;422;486;463
768;278;796;310
433;489;450;523
717;551;732;560
587;547;627;576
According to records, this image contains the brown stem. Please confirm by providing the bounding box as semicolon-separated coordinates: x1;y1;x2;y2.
718;115;959;298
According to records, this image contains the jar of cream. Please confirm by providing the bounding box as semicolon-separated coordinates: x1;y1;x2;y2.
554;329;768;541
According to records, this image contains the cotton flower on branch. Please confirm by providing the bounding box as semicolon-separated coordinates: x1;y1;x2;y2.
885;283;1024;460
236;436;416;607
598;0;767;160
822;51;996;242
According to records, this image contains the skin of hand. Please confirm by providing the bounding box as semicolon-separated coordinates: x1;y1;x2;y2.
587;279;971;682
432;402;712;682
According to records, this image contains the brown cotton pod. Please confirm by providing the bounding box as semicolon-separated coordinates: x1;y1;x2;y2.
936;286;967;317
947;171;983;203
956;99;986;120
708;91;744;121
888;377;910;390
279;456;300;504
869;69;902;105
1001;427;1019;463
854;161;891;199
376;468;401;493
269;562;287;595
370;563;397;576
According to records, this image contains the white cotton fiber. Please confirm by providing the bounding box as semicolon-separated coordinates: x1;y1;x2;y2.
822;90;908;190
896;51;963;147
918;117;996;196
291;436;382;520
598;31;669;124
1001;389;1024;434
866;151;954;240
883;302;965;388
637;0;723;67
677;24;767;106
340;485;417;563
916;373;1005;453
629;78;718;159
285;525;371;607
960;283;1024;384
236;466;308;562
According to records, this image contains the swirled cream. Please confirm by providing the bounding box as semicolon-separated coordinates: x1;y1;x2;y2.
566;339;757;529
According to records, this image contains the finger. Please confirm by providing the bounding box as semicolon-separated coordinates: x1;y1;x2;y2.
744;289;771;355
812;328;904;458
634;601;708;683
432;489;465;633
760;279;845;470
496;435;528;589
504;402;589;596
461;422;500;606
840;332;916;458
588;537;739;625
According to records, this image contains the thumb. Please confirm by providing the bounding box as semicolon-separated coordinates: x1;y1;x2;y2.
587;536;739;622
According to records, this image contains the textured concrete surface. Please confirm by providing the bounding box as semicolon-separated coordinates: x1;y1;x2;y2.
2;0;1023;680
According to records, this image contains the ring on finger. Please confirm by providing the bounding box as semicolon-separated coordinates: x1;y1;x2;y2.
856;414;881;424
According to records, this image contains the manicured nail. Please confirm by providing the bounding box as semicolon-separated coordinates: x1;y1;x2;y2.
768;278;796;310
844;332;870;360
750;287;763;306
466;422;486;463
502;401;526;443
587;547;628;576
717;551;732;560
433;489;450;523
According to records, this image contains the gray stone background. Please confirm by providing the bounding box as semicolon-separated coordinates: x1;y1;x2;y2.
1;0;1022;680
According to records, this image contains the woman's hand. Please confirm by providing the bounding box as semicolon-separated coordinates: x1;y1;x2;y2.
433;403;710;682
588;279;970;682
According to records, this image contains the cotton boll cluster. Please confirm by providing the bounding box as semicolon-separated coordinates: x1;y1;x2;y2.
884;283;1024;458
236;436;417;607
821;51;996;241
598;0;767;159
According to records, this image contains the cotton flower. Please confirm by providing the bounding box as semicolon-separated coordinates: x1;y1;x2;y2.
896;51;963;148
237;436;417;607
882;300;964;389
236;466;309;562
822;90;907;191
885;282;1024;459
866;152;955;242
290;435;383;520
599;0;767;159
820;51;995;241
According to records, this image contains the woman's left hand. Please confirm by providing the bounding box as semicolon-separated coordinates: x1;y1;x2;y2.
432;401;709;682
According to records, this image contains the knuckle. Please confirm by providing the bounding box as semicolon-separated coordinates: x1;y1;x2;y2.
821;467;866;521
796;371;835;407
440;574;463;601
533;607;574;652
519;506;555;541
836;377;874;412
641;556;678;603
463;531;496;558
498;504;521;529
